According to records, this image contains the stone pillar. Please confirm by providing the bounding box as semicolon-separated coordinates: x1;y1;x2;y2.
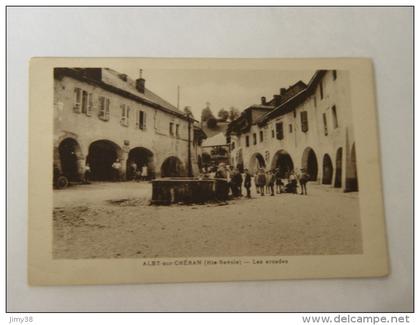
120;145;129;181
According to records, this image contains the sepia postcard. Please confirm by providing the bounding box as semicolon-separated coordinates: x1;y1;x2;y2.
28;58;389;285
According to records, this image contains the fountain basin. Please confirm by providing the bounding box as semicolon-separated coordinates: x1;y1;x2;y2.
151;177;229;205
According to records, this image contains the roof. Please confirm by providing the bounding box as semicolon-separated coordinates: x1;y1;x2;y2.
201;132;228;147
54;67;188;120
257;70;326;125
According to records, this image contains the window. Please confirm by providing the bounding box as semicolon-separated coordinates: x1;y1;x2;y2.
81;90;88;114
289;124;293;133
245;135;250;147
136;110;146;130
98;96;110;121
333;70;337;80
332;105;338;128
271;129;275;138
323;113;328;136
259;130;264;142
175;124;180;137
231;142;235;150
253;133;257;145
73;87;82;113
276;122;284;140
300;111;308;132
320;81;324;100
169;122;174;135
120;104;130;126
87;93;93;116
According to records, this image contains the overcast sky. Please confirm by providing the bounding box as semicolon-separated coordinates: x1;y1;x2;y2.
108;65;315;118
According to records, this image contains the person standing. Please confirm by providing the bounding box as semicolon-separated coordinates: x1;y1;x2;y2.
299;168;310;195
141;165;148;181
130;162;138;181
256;168;267;196
83;163;91;184
215;163;229;201
268;170;276;196
243;168;252;198
111;159;122;182
236;168;243;196
274;168;283;194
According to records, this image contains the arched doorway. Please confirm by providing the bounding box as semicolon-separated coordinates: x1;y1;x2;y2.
271;150;294;178
334;147;343;188
322;154;333;184
161;156;185;177
87;140;122;181
58;138;82;182
249;153;266;174
126;147;154;180
346;143;358;191
302;147;318;181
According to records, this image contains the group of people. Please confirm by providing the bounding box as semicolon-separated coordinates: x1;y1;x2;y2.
253;168;310;196
128;161;149;182
201;163;310;199
81;159;149;184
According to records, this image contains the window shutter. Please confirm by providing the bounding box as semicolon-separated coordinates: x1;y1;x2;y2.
120;104;125;125
301;111;308;133
98;97;104;119
143;111;147;130
136;110;140;129
127;106;130;126
86;93;93;116
105;98;110;121
73;88;81;113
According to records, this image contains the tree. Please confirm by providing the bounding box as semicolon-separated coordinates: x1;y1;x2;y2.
228;106;240;121
207;117;218;129
217;108;229;122
184;106;194;118
201;102;215;122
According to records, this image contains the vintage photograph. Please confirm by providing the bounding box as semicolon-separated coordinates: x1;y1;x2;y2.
51;65;362;260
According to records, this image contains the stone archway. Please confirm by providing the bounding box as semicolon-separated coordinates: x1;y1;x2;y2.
87;140;122;181
302;147;318;181
334;147;343;188
271;150;294;178
249;152;266;174
58;138;83;182
161;156;185;177
126;147;155;180
322;154;333;184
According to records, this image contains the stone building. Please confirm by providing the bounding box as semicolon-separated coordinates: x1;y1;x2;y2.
200;132;231;171
227;70;358;192
53;68;205;182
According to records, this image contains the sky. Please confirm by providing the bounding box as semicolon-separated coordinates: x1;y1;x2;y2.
107;65;315;119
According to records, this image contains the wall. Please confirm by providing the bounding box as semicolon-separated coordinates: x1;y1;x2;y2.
230;70;357;191
53;75;195;179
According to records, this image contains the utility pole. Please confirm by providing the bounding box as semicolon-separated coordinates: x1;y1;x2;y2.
177;86;180;110
187;112;193;177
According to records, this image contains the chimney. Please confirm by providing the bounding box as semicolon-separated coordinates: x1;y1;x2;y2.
136;69;145;93
261;96;266;105
280;88;287;95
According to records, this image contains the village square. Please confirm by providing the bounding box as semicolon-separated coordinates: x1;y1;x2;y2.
52;67;362;259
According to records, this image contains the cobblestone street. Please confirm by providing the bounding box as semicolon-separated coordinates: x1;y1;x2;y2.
53;181;362;259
